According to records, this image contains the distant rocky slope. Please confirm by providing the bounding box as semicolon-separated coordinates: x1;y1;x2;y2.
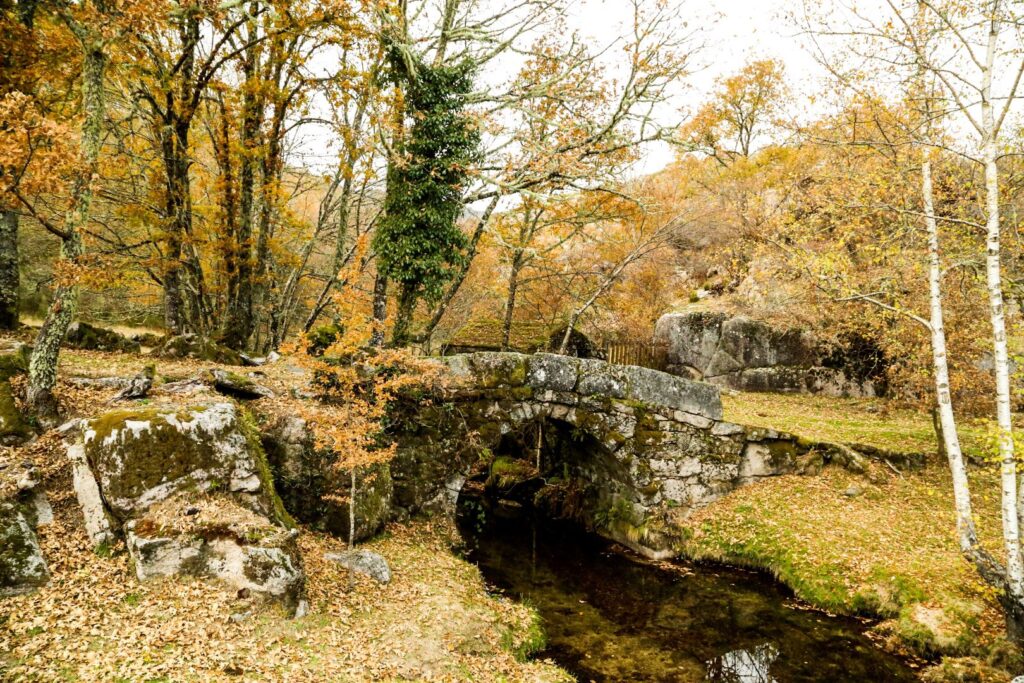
654;312;885;398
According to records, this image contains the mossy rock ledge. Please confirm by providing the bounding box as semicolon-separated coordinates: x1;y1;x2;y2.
67;401;304;610
154;333;244;365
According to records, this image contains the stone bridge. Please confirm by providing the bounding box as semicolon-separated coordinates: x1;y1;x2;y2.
389;352;828;557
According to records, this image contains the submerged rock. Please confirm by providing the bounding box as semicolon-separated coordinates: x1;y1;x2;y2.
64;321;141;353
325;549;391;584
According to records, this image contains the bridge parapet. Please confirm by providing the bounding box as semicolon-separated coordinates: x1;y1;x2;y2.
442;352;723;421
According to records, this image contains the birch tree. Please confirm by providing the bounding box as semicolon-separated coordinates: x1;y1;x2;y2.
803;0;1024;635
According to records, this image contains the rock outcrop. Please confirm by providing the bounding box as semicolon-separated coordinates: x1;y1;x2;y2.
325;549;391;584
262;415;392;543
209;369;274;400
66;402;304;609
653;312;884;398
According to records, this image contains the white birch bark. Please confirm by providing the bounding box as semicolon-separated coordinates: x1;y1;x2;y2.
979;18;1024;598
922;156;978;553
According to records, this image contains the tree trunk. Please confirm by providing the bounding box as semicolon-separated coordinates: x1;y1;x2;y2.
221;54;259;350
370;273;387;348
501;252;523;351
28;42;106;422
391;284;416;347
983;136;1024;602
160;120;193;336
349;467;357;551
0;209;19;330
923;157;980;555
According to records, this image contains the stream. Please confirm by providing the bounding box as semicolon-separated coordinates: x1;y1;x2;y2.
457;496;918;683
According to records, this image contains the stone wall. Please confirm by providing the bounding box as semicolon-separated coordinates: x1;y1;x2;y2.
653;312;883;398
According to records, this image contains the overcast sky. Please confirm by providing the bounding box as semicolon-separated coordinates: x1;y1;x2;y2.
293;0;828;177
564;0;825;173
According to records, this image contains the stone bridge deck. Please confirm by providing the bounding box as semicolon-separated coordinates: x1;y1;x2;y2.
391;352;845;556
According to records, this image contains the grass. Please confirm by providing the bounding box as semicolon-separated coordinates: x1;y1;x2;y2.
722;391;992;460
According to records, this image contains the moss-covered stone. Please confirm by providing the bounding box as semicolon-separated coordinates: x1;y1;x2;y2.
155;334;244;365
81;402;284;524
208;369;273;400
64;321;141;353
0;381;32;445
0;501;49;595
261;415;391;542
0;344;29;382
124;495;304;611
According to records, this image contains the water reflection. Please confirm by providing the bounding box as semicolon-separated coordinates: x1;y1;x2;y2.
707;644;779;683
458;496;917;682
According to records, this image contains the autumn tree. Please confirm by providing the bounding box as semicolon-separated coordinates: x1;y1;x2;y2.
681;58;788;163
0;0;42;330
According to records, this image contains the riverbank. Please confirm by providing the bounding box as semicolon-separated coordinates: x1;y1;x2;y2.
1;427;568;682
674;391;1021;681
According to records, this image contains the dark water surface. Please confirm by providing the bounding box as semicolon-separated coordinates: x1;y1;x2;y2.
457;499;918;683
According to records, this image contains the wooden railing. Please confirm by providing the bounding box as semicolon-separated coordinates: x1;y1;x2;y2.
602;342;669;372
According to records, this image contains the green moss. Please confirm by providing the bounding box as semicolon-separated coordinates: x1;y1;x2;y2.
306;324;342;356
686;517;864;615
502;607;548;662
475;356;528;388
156;335;243;365
594;496;649;545
0;381;32;442
765;439;800;461
238;407;295;529
488;456;537;489
0;346;29;382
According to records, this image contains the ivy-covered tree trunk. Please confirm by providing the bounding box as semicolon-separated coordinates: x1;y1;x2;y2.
0;209;19;330
373;54;479;349
28;41;106;422
390;284;417;347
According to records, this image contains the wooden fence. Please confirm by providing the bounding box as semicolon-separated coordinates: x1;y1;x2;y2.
602;342;670;372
